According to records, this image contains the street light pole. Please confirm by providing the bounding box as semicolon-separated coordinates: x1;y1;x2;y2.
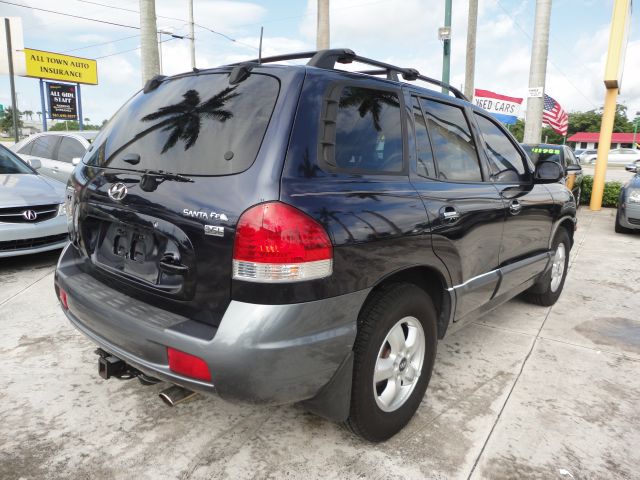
188;0;196;69
464;0;478;100
441;0;452;92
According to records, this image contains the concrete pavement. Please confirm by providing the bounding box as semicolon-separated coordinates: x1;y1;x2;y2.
0;209;638;480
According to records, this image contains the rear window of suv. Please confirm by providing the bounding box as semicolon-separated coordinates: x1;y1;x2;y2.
85;73;280;176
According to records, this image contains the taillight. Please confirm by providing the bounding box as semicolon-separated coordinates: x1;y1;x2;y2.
167;348;211;381
233;201;333;282
59;288;69;310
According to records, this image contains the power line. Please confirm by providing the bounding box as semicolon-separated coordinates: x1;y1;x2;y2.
494;0;598;110
95;36;177;60
0;0;139;30
63;34;140;53
76;0;258;51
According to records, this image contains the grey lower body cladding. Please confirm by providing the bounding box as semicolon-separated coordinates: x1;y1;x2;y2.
55;244;369;410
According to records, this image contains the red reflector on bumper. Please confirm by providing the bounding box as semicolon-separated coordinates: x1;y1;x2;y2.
167;348;211;381
59;288;69;310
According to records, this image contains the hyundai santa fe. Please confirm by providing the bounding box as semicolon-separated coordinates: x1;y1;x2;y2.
55;49;576;442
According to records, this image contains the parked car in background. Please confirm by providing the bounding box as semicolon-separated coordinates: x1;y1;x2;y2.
583;148;640;165
575;149;597;163
11;131;99;183
0;144;68;257
615;163;640;233
521;143;583;204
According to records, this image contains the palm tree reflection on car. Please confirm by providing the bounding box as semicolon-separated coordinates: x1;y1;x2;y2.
339;88;400;132
101;86;239;166
141;87;239;153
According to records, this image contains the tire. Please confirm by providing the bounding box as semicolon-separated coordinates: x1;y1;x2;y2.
524;229;570;307
615;209;632;234
345;283;437;442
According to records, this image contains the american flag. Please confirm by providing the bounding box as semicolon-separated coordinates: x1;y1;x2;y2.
543;94;569;136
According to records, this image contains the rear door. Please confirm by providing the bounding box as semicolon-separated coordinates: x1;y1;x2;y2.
410;95;504;321
471;112;554;295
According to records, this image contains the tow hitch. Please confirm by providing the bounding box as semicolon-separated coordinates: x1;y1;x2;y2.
94;348;159;384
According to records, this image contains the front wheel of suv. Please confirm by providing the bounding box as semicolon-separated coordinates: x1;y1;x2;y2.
524;229;570;306
346;283;437;442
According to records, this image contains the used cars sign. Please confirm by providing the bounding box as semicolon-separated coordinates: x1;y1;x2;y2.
23;48;98;85
473;88;523;125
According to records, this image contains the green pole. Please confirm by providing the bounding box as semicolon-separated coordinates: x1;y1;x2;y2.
442;0;452;93
633;117;639;148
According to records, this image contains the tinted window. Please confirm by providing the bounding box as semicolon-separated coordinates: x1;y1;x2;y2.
420;99;481;181
0;145;32;174
412;96;435;178
565;148;578;167
474;113;526;182
85;73;279;175
57;137;86;163
29;135;59;159
333;87;403;173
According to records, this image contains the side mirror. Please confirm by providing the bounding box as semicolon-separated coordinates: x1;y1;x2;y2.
29;158;42;170
566;164;582;172
534;160;564;183
625;164;639;173
72;157;82;166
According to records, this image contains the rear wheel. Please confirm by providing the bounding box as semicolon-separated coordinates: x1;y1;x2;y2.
615;209;632;234
346;283;437;442
524;229;570;306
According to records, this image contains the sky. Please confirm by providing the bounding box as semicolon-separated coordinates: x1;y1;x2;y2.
1;0;639;125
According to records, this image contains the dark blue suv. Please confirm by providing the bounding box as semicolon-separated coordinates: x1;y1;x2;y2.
55;49;576;441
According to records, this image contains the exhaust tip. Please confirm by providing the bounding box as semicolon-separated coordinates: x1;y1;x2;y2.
159;385;197;407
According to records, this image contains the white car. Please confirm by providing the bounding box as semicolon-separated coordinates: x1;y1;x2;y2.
583;148;640;165
11;131;99;183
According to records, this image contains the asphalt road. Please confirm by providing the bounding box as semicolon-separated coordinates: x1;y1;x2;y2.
0;209;639;480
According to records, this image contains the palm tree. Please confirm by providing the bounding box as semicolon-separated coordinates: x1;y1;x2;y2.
23;110;33;121
141;87;239;153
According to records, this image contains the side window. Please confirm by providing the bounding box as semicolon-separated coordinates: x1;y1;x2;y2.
420;99;482;182
57;137;86;163
565;149;578;167
29;136;60;159
17;140;33;155
333;86;403;173
411;96;436;178
473;113;527;182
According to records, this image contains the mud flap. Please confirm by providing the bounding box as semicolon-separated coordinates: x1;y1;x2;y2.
300;351;353;422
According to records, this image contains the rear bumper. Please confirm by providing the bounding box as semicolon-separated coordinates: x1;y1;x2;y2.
55;244;369;405
619;203;640;230
0;215;68;257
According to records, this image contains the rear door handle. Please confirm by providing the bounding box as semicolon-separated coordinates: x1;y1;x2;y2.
509;200;522;215
440;206;460;223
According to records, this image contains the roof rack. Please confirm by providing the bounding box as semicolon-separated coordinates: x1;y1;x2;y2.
227;48;467;101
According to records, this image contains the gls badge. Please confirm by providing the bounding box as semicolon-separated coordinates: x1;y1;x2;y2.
204;225;224;237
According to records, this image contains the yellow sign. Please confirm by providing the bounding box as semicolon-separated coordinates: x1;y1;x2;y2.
23;48;98;85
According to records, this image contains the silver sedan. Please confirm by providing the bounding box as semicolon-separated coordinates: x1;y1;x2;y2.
0;144;68;257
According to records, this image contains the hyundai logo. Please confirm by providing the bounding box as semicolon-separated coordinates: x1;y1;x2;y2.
108;183;128;201
22;210;37;221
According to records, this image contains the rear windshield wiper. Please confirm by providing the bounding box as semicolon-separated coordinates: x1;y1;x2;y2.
142;169;194;182
139;169;194;192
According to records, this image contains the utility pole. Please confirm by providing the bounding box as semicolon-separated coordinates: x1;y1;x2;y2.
4;18;19;142
139;0;160;85
188;0;196;69
590;0;632;210
440;0;452;93
317;0;330;50
464;0;478;99
523;0;552;144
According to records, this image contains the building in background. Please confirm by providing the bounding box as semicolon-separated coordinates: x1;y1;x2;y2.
568;132;636;150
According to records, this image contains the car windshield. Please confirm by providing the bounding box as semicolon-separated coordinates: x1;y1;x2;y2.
84;72;280;176
521;145;562;165
0;145;33;174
